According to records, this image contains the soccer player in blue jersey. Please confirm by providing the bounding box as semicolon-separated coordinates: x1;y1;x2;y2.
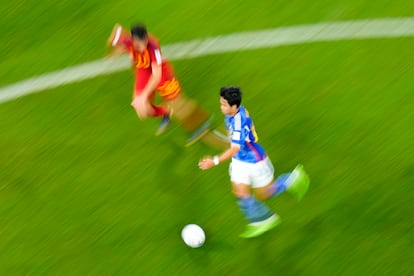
198;86;310;238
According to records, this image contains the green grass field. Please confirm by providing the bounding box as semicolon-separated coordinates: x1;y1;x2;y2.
1;0;413;274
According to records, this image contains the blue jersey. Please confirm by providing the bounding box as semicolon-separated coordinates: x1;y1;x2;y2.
225;105;267;163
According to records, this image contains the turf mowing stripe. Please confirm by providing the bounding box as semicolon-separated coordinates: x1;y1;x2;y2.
1;17;414;104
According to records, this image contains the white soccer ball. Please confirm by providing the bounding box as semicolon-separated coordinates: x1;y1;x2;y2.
181;224;205;248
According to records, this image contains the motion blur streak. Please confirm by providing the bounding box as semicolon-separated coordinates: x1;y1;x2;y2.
1;17;414;104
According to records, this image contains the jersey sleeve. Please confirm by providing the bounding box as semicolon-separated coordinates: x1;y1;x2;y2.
230;113;245;145
148;38;163;66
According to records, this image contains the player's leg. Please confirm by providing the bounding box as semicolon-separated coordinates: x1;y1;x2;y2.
235;182;281;239
230;159;280;238
198;129;229;150
169;94;228;149
159;78;228;149
168;93;210;132
132;72;170;134
131;91;168;120
251;158;276;200
284;164;310;201
144;91;170;135
254;160;310;201
233;182;275;223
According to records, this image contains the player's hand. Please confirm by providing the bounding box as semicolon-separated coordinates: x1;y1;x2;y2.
198;157;215;170
105;46;126;60
131;95;151;119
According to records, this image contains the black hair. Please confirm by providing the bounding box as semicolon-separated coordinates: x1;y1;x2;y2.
220;86;242;107
130;24;148;40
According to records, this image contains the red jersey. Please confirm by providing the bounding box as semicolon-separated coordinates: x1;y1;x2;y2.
119;35;180;100
129;36;173;77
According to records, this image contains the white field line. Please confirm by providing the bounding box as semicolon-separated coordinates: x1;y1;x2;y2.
1;17;414;104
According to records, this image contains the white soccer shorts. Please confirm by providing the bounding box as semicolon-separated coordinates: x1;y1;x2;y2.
229;157;274;188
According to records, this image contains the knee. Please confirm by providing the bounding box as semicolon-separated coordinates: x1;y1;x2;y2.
132;106;147;119
232;183;250;198
253;184;274;201
232;189;246;198
131;101;150;119
254;190;270;201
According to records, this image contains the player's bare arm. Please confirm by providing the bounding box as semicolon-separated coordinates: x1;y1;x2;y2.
141;62;162;98
131;62;162;118
198;143;240;170
106;24;129;57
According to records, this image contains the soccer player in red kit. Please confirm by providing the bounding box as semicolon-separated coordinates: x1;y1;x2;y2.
108;23;229;149
111;24;179;134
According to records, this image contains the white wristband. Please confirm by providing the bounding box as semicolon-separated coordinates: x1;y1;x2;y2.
213;156;220;166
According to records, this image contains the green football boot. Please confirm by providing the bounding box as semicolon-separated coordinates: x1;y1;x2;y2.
239;215;282;239
286;164;310;201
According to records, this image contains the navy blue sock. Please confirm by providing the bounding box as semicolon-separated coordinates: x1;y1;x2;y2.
237;196;274;223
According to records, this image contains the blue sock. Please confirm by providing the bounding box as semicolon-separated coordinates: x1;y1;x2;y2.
237;196;274;223
269;173;291;197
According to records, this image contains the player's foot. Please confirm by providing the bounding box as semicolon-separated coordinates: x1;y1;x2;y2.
155;113;171;136
286;164;310;201
239;214;281;239
185;117;212;147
